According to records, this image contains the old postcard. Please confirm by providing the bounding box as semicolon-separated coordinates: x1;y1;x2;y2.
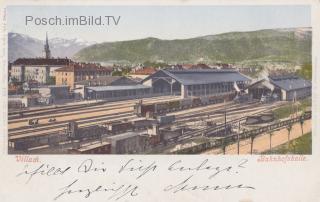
0;0;319;202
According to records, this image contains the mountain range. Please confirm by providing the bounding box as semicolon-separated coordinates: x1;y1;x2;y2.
8;32;94;62
9;27;311;66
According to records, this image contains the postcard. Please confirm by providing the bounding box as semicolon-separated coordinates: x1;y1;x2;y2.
0;0;320;202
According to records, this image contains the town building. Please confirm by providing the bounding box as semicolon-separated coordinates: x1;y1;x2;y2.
11;58;71;84
130;66;157;80
142;69;251;98
8;94;40;109
10;33;72;84
37;85;70;104
55;63;112;89
247;75;311;101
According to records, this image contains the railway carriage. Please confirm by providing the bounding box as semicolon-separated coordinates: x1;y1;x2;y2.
106;121;134;134
180;98;192;109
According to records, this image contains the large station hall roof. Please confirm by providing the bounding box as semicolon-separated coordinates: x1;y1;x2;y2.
162;69;250;85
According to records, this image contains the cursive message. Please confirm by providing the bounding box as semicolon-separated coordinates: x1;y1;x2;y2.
16;158;255;201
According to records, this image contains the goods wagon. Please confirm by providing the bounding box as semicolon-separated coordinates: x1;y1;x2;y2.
134;92;236;117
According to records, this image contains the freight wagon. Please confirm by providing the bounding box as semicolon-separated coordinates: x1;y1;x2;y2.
157;115;175;125
134;92;236;117
105;118;157;134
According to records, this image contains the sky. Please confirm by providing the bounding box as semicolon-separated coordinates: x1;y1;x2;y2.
7;5;311;43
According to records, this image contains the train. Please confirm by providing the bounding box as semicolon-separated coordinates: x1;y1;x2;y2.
134;92;236;117
260;93;279;103
105;118;157;134
233;93;253;103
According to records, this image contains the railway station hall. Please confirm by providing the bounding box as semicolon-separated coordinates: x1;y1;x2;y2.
142;69;251;98
246;75;312;101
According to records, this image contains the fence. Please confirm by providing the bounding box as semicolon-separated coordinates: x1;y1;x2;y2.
170;112;311;154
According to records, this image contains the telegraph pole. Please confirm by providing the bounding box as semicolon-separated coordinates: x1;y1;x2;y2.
224;99;227;137
224;99;227;155
237;120;240;155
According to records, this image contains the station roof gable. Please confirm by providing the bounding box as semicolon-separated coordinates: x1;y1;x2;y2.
247;76;311;91
144;69;251;85
269;76;311;91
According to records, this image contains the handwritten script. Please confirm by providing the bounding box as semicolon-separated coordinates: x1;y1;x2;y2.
16;158;255;201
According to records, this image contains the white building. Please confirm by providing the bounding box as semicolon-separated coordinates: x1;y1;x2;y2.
11;58;71;84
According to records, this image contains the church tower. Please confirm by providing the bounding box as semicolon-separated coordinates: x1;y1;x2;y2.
44;32;51;59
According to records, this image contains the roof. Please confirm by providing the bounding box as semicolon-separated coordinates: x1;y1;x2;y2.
159;69;250;85
77;141;111;152
38;85;69;89
55;63;112;72
107;131;145;141
183;63;211;69
132;67;157;75
75;76;137;86
87;84;151;92
269;76;311;91
13;58;71;66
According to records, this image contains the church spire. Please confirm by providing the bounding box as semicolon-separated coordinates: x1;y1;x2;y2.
44;32;51;59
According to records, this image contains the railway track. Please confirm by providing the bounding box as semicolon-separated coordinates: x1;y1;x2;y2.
9;104;134;125
151;101;287;151
8;95;181;120
9;111;135;136
174;103;277;126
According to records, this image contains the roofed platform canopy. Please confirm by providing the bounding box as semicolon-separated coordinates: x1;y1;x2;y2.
142;69;251;98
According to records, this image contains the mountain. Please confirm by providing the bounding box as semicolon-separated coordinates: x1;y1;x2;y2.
73;27;312;65
8;32;94;62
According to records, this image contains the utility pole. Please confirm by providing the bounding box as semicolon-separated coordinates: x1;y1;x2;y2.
224;99;227;137
237;120;240;155
250;135;255;155
269;132;273;151
224;99;227;155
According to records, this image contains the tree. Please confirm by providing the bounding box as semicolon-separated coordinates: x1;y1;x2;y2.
112;71;123;76
143;61;168;68
296;63;312;80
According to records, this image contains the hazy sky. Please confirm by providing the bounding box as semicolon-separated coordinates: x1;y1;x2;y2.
7;5;311;43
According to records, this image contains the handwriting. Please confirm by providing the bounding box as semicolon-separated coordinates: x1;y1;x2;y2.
119;159;157;179
168;159;248;179
14;158;254;201
16;164;71;184
78;159;107;173
164;174;255;193
54;179;138;201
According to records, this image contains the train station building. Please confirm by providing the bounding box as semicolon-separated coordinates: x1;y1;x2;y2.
142;69;251;98
246;75;311;101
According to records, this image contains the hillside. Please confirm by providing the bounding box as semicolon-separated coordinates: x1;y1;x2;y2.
73;28;311;65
